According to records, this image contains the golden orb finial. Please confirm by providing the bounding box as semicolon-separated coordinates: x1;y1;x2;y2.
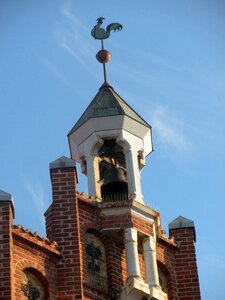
96;49;112;64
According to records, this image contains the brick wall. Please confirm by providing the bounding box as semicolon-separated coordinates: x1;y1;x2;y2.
132;216;153;236
78;197;127;299
0;201;14;299
77;198;156;297
157;241;178;299
104;237;127;298
45;166;83;299
12;232;59;299
0;189;200;300
1;158;200;300
138;248;146;281
170;227;201;300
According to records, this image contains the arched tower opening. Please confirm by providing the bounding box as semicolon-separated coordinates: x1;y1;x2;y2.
98;138;128;201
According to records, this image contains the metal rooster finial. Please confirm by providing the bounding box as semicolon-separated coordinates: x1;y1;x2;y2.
91;17;122;40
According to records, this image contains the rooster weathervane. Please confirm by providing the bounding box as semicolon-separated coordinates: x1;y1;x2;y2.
91;17;123;82
91;17;122;40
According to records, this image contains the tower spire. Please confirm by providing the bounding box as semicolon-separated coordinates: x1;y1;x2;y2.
91;17;122;83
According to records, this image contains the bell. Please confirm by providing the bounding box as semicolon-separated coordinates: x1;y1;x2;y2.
101;167;128;201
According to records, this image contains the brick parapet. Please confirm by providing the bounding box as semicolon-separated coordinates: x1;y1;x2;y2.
0;200;14;299
12;225;60;256
170;227;201;300
12;231;61;258
46;166;84;299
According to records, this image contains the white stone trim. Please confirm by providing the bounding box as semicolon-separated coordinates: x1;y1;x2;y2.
150;286;168;300
120;277;150;300
143;236;160;288
100;202;157;226
124;228;141;279
85;154;101;198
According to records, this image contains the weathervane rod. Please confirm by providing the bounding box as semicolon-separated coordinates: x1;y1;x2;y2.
101;40;104;50
91;17;123;83
101;40;107;82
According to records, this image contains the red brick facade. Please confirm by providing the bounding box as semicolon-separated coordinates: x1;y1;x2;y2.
0;200;14;299
0;162;201;299
169;227;201;299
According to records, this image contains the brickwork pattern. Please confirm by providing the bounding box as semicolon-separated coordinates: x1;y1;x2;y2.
0;164;201;300
138;249;146;281
78;198;127;299
170;228;201;300
157;241;178;299
45;167;84;299
0;202;14;299
13;240;58;299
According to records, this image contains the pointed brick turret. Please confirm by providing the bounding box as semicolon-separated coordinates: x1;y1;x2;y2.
169;215;195;237
49;155;77;170
45;156;83;298
0;189;13;201
169;216;201;299
0;190;14;299
0;189;14;216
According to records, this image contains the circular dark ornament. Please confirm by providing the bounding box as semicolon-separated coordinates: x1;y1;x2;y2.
96;49;112;63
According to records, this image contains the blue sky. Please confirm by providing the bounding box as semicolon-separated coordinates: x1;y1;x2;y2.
0;0;225;298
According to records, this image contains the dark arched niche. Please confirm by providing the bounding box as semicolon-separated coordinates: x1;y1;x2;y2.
21;267;49;300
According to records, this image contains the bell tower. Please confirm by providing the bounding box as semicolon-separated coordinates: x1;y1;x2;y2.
0;17;201;300
68;82;152;203
68;18;152;204
63;18;200;299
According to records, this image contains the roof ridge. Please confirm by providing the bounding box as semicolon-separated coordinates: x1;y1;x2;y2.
13;224;58;249
110;88;151;128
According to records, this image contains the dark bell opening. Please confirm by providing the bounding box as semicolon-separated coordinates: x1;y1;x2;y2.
102;181;128;196
101;167;128;201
